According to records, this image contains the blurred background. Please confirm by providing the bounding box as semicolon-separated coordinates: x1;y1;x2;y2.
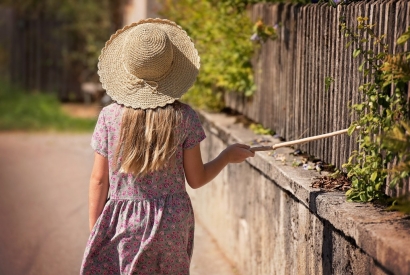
0;0;165;130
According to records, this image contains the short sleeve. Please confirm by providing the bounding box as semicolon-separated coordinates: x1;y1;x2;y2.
183;107;206;149
91;110;108;157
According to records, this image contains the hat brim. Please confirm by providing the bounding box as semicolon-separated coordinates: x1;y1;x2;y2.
98;18;200;109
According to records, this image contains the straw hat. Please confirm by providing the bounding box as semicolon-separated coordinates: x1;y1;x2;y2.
98;18;200;109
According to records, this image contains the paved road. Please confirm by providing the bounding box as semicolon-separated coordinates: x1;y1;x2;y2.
0;133;237;275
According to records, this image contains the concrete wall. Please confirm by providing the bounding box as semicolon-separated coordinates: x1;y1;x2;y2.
188;111;410;275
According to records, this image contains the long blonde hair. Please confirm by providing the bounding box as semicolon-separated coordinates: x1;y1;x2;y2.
114;101;182;176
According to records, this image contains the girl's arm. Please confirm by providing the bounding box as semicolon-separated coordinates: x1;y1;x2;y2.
183;143;254;189
88;152;109;232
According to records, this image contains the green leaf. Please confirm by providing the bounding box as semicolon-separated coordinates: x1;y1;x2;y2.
370;171;378;182
328;0;337;7
244;89;253;97
353;103;364;111
347;124;357;135
353;49;361;58
358;61;366;71
359;192;368;202
345;189;353;196
352;177;359;187
397;28;410;44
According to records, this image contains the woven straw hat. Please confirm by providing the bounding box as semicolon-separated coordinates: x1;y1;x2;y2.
98;18;200;109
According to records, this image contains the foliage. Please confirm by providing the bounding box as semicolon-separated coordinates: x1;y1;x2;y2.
249;123;275;135
382;121;410;212
0;79;96;132
2;0;114;85
341;17;410;202
161;0;256;110
216;0;311;11
250;19;279;44
383;121;410;176
324;76;334;91
388;196;410;214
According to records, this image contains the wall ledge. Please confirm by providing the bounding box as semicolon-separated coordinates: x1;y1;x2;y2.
198;110;410;275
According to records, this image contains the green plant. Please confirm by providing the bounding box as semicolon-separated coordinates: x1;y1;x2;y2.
251;19;279;44
249;123;275;135
161;0;256;110
324;76;334;91
381;121;410;211
0;79;96;132
382;121;410;175
341;18;410;202
388;196;410;214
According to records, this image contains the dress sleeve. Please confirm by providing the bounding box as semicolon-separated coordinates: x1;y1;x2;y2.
183;107;206;150
91;110;108;157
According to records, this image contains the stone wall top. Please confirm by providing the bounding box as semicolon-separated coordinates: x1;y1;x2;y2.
198;110;410;275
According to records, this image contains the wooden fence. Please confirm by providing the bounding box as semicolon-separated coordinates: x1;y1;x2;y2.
225;0;410;196
0;7;79;100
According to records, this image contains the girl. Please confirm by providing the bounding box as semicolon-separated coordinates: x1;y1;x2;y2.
80;18;254;275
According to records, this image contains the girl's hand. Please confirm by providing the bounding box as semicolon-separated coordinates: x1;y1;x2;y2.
221;143;255;164
183;143;254;189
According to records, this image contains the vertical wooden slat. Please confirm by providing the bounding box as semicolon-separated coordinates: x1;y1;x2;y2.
317;3;325;161
294;4;305;144
309;3;317;156
286;4;298;141
342;1;353;168
332;4;342;168
322;5;330;163
403;0;410;197
307;4;313;151
303;5;313;153
279;4;285;137
257;4;265;124
329;5;338;166
315;3;322;160
267;3;274;131
302;4;309;152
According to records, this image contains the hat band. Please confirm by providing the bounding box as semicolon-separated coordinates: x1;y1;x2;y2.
123;63;160;94
125;79;159;95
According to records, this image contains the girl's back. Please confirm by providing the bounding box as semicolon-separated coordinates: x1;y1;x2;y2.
81;102;205;274
93;102;205;200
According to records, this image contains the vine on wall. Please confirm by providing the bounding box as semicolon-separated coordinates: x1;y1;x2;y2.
161;0;255;110
341;18;410;203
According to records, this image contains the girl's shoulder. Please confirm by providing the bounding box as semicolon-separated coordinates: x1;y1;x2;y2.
97;103;123;124
99;102;123;115
102;102;123;113
178;102;197;117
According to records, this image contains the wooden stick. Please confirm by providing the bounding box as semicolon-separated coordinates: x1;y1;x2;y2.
250;126;360;152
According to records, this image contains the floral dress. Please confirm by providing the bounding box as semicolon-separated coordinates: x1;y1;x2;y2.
80;102;206;275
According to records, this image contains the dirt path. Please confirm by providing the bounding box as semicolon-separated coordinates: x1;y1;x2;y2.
0;132;237;275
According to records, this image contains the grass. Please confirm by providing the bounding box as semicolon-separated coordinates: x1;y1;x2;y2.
0;80;96;132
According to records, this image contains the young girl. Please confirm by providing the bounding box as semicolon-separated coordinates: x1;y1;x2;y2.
80;18;254;275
